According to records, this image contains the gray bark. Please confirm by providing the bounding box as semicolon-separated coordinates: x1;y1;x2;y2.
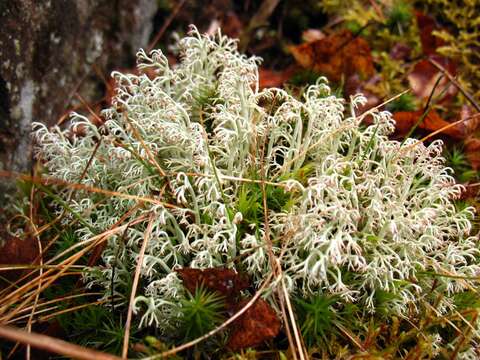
0;0;158;204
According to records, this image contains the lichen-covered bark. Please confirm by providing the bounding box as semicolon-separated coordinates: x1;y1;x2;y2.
0;0;157;204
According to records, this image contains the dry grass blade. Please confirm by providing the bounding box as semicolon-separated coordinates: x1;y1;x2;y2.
5;292;101;322
276;289;298;360
75;92;105;125
6;304;61;324
357;89;411;121
423;302;461;334
122;212;156;359
417;113;480;143
86;203;144;268
0;211;149;324
280;267;307;360
0;245;94;322
182;171;290;189
0;170;179;209
335;322;365;352
0;265;83;272
0;208;145;306
26;184;42;360
38;300;107;323
258;119;304;358
0;236;94;314
0;325;123;360
122;115;167;177
0;212;141;320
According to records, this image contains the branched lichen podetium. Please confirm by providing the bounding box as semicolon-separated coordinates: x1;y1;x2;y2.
33;26;480;337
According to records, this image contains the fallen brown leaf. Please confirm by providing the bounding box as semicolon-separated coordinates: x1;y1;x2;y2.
0;228;39;282
227;297;281;351
415;12;445;56
289;29;375;83
460;182;480;200
258;66;296;89
393;110;464;139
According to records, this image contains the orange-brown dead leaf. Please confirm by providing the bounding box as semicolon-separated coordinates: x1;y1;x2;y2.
461;182;480;200
258;66;296;89
176;268;250;303
0;229;39;282
393;110;464;139
289;30;375;83
227;297;281;351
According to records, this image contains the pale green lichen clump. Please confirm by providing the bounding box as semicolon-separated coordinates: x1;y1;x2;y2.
33;27;479;333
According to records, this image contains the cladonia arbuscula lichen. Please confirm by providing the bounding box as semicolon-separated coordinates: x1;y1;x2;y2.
33;27;480;333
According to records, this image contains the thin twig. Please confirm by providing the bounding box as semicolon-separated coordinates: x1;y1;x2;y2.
256;103;306;359
6;305;61;324
0;243;97;322
400;74;446;146
417;113;480;143
428;57;480;112
38;300;107;323
111;222;132;318
78;137;103;182
123;114;166;177
56;73;91;126
0;213;144;321
275;288;298;360
6;292;101;317
86;203;143;268
0;265;82;272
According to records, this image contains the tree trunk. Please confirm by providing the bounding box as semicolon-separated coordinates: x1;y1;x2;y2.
0;0;158;205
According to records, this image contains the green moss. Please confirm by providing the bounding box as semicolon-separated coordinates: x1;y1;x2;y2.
178;285;225;341
421;0;480;100
386;1;414;31
386;93;416;112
